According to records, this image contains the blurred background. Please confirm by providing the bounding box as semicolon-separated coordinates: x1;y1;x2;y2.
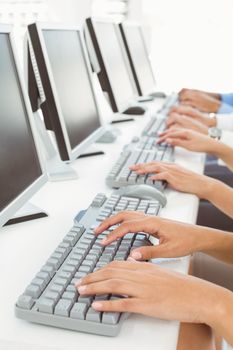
1;0;233;92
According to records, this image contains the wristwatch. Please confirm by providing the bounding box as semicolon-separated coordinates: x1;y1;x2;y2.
208;112;217;127
208;127;222;140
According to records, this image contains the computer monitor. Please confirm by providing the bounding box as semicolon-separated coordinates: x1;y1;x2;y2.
85;17;140;115
119;22;157;98
0;25;47;228
27;23;105;162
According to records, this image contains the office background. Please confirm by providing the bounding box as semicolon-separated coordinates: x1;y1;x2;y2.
0;0;232;92
0;0;233;91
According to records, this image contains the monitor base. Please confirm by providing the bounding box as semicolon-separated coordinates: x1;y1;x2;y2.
111;118;134;124
47;156;78;182
137;95;154;103
4;203;48;226
78;144;104;159
150;91;167;99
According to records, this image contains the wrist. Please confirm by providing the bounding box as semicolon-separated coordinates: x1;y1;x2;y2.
207;113;217;127
205;286;233;340
211;99;221;113
199;177;220;200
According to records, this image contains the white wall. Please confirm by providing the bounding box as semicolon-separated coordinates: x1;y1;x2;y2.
47;0;92;25
141;0;233;93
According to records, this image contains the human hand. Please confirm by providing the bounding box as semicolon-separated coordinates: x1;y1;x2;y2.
94;212;205;260
167;113;208;134
130;162;213;198
76;260;221;326
178;89;220;113
157;128;218;154
169;105;216;127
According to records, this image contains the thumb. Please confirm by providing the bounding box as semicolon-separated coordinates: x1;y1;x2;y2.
130;245;166;261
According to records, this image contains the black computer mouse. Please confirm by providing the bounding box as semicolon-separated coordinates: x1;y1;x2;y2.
123;106;146;115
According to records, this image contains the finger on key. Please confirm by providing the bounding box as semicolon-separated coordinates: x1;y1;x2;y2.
100;219;145;246
77;278;139;298
76;265;141;288
92;298;139;313
95;212;133;235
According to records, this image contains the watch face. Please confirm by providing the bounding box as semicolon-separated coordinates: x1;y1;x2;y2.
210;127;221;139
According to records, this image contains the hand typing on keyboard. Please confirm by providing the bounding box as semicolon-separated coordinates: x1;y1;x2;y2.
76;259;214;325
94;211;202;261
130;162;212;198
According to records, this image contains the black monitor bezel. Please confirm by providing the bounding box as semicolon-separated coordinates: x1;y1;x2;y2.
27;22;105;162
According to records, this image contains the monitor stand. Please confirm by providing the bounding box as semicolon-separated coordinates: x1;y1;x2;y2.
34;111;78;182
137;92;167;103
110;112;135;124
4;203;48;226
78;144;105;158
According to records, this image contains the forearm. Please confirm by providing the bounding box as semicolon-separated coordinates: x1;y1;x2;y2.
209;141;233;171
206;285;233;346
202;178;233;219
196;225;233;265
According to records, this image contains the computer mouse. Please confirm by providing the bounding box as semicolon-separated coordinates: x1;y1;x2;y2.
131;136;140;143
123;106;146;115
117;184;167;207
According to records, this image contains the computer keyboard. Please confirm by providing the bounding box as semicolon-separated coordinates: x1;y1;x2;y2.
159;93;178;115
15;192;161;336
142;93;178;138
142;114;166;137
106;136;174;190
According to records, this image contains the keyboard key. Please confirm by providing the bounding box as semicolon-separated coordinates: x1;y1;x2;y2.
31;277;46;291
44;291;60;303
54;299;73;317
36;298;56;314
86;307;101;322
70;303;88;320
17;294;35;309
102;312;120;325
25;284;41;298
78;296;93;306
62;291;77;302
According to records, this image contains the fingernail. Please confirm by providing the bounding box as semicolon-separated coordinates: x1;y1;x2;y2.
92;302;103;310
127;256;136;262
101;238;108;245
131;251;142;260
78;285;87;294
75;278;83;287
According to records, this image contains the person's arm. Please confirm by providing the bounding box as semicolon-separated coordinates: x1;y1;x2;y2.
179;88;221;101
158;128;233;170
76;260;233;347
130;162;233;219
178;89;221;112
167;113;208;134
169;105;217;127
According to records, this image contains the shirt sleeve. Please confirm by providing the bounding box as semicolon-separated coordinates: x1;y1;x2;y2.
216;113;233;131
218;93;233;113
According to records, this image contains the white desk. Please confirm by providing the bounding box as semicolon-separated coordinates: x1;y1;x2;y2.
0;101;204;350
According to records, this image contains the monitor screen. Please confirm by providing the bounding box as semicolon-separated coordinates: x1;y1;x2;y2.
94;21;136;112
42;30;101;150
123;25;155;95
0;33;43;213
